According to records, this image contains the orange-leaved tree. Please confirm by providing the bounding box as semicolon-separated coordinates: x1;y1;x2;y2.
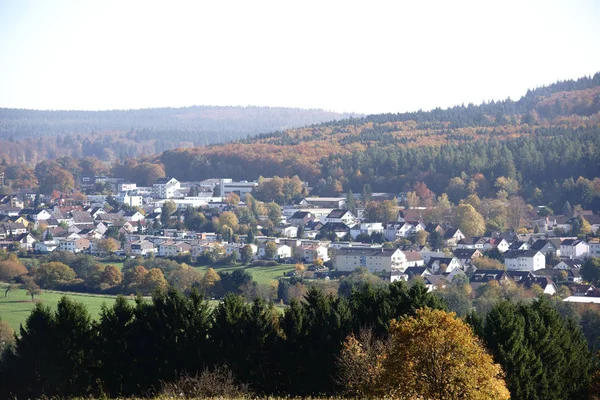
378;308;510;400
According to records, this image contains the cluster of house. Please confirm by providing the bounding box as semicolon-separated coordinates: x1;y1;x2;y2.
1;179;600;299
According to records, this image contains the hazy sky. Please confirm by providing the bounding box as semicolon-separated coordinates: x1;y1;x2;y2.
0;0;599;114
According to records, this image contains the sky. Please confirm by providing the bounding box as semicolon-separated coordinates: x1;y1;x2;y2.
0;0;599;115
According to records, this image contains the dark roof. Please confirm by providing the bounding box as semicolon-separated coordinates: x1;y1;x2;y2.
425;223;444;233
530;239;556;251
504;249;541;259
326;209;350;219
290;211;312;220
458;237;485;246
426;257;455;268
443;228;461;239
15;232;34;241
453;249;481;259
506;270;535;281
508;240;528;250
321;222;350;232
556;259;584;269
523;276;554;289
424;275;447;287
336;247;398;257
470;270;510;283
404;267;429;276
561;239;586;246
154;177;174;185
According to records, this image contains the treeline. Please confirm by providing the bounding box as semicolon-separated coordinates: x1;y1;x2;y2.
0;106;357;164
0;283;595;399
156;126;600;210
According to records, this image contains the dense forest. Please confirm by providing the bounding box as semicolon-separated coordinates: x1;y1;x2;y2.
0;106;358;164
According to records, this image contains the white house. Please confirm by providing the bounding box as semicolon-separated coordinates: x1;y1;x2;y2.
123;211;145;223
324;209;356;226
335;247;406;273
15;232;37;250
33;209;52;221
258;243;292;260
456;237;487;250
426;257;462;273
130;240;157;256
350;223;384;240
385;222;417;241
116;192;143;208
560;239;589;259
225;243;258;261
274;224;298;238
444;229;465;247
34;240;58;253
299;244;330;263
504;249;545;271
57;238;90;253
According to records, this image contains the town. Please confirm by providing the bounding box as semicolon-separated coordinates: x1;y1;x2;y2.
1;174;599;304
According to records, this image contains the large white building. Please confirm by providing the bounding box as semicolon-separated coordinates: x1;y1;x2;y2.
153;177;181;199
335;247;406;273
220;179;257;200
504;249;545;271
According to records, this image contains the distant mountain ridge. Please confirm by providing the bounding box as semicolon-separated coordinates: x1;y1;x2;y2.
0;106;359;138
0;106;360;164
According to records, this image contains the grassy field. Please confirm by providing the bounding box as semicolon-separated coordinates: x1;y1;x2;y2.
98;260;125;270
0;284;136;331
195;264;295;286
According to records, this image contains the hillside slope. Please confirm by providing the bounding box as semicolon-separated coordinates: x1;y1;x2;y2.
151;73;600;208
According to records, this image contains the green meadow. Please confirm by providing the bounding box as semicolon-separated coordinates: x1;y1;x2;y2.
194;263;295;286
0;284;137;331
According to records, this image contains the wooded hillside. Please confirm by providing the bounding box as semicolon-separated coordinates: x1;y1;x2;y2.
149;73;600;209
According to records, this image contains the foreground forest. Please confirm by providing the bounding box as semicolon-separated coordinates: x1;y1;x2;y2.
0;284;595;399
0;106;357;164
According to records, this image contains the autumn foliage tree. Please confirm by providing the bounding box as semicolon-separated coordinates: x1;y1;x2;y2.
0;254;28;281
378;308;510;400
454;203;486;237
33;262;76;288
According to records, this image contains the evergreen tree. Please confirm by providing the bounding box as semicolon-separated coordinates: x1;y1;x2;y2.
361;184;372;204
562;200;573;217
346;190;357;215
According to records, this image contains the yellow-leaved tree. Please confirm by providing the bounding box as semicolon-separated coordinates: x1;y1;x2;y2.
378;308;510;400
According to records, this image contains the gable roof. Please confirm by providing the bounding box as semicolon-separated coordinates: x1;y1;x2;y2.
453;248;482;259
404;266;431;276
530;239;556;251
561;239;587;247
326;209;352;219
470;270;510;283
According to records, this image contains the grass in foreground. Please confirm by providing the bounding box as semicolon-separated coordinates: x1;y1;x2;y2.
0;284;136;331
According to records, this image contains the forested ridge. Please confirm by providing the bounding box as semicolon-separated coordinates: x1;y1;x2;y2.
148;73;600;209
0;106;358;164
